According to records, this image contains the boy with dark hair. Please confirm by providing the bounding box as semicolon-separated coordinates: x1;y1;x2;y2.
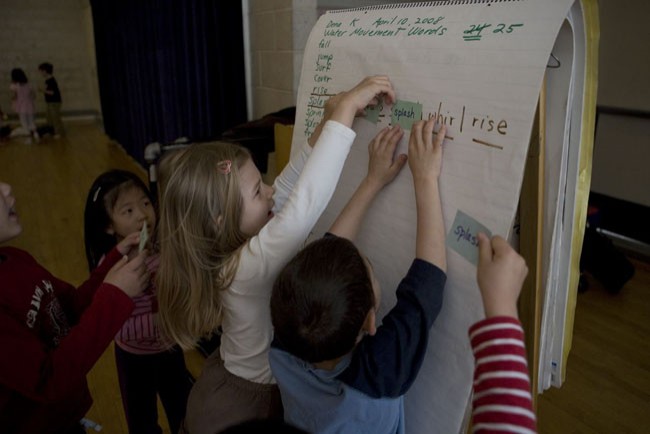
270;115;537;433
38;62;65;137
270;117;447;433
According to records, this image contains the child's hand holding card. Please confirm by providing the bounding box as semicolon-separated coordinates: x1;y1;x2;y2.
446;210;492;266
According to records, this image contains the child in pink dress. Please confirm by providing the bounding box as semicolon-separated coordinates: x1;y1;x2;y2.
9;68;39;144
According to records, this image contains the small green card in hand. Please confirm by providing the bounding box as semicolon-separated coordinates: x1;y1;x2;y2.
139;222;149;253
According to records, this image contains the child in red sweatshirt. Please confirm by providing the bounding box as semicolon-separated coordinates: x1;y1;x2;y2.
0;181;149;434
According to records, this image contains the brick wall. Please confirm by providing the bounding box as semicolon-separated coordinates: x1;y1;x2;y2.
0;0;100;119
248;0;316;119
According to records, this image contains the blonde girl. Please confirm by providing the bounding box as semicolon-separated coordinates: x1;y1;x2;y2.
157;76;396;432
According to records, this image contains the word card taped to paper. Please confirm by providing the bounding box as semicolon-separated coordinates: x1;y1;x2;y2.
139;222;149;253
447;210;491;266
365;103;382;124
391;100;422;130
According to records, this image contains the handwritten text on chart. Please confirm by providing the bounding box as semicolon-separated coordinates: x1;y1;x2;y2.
320;17;524;42
304;13;527;137
463;23;524;41
324;16;447;39
304;91;510;150
380;99;508;148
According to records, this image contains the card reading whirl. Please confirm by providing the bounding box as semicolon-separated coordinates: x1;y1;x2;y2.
139;222;149;253
446;210;492;266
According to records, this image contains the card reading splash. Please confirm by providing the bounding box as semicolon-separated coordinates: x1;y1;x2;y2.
447;210;492;265
391;100;422;130
139;222;149;253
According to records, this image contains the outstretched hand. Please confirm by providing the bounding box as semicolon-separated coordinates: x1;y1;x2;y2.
309;76;396;147
328;75;396;128
366;125;407;190
104;251;150;298
408;115;445;182
476;233;528;319
407;115;447;269
327;122;405;241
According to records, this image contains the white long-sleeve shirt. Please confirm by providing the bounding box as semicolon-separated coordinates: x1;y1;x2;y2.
219;121;356;383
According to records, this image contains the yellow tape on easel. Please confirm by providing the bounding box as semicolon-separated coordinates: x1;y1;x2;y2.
561;0;600;383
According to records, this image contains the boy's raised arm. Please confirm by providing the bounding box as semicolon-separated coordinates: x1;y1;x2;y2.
408;117;447;272
329;125;406;240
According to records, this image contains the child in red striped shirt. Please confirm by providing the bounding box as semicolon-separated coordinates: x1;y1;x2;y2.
470;233;537;433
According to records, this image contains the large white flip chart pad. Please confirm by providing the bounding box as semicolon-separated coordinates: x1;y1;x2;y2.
291;1;578;432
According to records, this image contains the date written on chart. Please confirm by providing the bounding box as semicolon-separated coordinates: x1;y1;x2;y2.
323;16;448;38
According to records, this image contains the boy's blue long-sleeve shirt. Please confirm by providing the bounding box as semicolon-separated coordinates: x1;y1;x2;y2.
270;257;446;434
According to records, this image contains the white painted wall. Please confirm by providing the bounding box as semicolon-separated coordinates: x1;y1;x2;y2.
591;0;650;206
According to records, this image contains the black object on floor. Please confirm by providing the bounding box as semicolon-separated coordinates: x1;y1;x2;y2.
588;192;650;246
580;226;635;293
37;124;55;136
196;330;222;358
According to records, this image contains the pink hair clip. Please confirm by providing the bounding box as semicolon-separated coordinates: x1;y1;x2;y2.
217;160;232;175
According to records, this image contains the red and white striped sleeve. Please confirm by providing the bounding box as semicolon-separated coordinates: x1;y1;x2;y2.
469;316;537;434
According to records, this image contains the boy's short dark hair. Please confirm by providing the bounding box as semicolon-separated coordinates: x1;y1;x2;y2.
271;236;375;363
38;62;53;74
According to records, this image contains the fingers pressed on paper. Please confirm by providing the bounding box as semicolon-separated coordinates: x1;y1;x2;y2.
424;118;435;144
382;127;401;150
372;127;390;146
435;125;447;147
414;121;426;149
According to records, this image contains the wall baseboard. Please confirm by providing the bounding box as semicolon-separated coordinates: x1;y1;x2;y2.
3;110;101;123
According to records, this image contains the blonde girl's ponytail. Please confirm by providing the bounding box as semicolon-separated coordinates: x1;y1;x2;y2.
156;141;251;349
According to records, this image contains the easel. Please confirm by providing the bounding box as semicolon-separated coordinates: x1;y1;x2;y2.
519;81;546;409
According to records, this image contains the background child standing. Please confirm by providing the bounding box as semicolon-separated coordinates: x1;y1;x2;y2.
84;170;192;434
9;68;38;144
38;62;65;138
